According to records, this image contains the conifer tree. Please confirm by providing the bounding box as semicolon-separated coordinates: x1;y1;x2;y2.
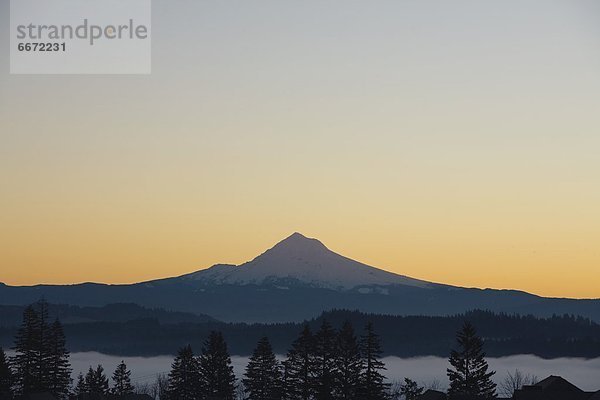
333;321;362;400
11;300;69;396
84;365;110;395
46;319;72;399
399;378;423;400
166;345;201;400
359;322;389;400
284;324;316;400
73;373;87;397
36;300;51;391
243;336;283;400
11;305;41;395
447;322;497;399
199;331;236;400
0;347;13;398
281;359;291;400
314;320;337;400
112;360;135;396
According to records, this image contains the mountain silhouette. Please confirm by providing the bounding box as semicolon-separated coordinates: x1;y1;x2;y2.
181;232;430;290
0;233;599;323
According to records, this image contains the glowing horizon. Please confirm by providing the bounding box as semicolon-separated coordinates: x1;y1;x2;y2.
1;231;598;300
1;0;599;299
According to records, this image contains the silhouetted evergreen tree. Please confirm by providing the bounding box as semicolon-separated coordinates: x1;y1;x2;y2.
46;319;72;399
333;321;362;400
111;360;134;396
359;322;389;400
73;373;87;396
11;300;72;397
84;365;110;395
243;337;283;400
284;325;316;400
399;378;423;400
199;331;236;400
36;300;51;391
282;359;290;400
447;321;497;399
0;347;13;398
166;345;201;400
314;320;336;400
11;305;41;395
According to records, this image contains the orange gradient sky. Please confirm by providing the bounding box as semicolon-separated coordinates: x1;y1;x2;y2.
1;1;599;298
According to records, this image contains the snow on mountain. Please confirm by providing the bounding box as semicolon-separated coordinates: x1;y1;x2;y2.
181;232;432;291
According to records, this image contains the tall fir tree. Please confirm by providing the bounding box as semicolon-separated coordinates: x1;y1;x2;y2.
199;331;236;400
46;319;72;399
84;365;110;395
243;336;283;400
359;322;389;400
73;373;87;397
166;345;201;400
11;305;41;395
281;359;290;400
333;321;362;400
112;361;135;396
0;347;13;398
447;322;497;399
284;324;316;400
314;320;337;400
36;300;51;392
11;300;70;397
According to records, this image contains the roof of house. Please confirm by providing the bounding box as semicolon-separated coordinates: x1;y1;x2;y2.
413;389;512;400
534;375;584;392
587;392;600;400
417;389;447;400
514;375;598;400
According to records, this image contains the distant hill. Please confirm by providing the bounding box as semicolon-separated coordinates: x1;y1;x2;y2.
1;233;599;323
0;302;215;327
0;305;600;358
1;308;599;359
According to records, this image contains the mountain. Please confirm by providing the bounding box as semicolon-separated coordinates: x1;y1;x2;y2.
1;233;599;323
180;232;430;290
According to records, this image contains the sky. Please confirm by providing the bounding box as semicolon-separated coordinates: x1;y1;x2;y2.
1;0;599;298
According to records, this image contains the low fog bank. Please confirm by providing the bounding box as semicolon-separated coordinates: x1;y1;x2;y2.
52;353;600;391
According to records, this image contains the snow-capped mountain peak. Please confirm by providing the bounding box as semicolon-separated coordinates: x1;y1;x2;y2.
267;231;329;254
182;232;431;290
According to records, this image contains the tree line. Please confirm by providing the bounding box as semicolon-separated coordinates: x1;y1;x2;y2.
0;300;501;399
3;307;596;359
163;320;390;400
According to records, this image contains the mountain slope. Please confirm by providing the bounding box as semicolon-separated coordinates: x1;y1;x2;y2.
180;232;431;290
0;233;599;323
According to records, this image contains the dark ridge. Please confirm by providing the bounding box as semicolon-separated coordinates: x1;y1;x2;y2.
1;307;598;358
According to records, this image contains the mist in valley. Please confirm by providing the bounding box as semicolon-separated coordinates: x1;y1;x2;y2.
58;352;600;392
